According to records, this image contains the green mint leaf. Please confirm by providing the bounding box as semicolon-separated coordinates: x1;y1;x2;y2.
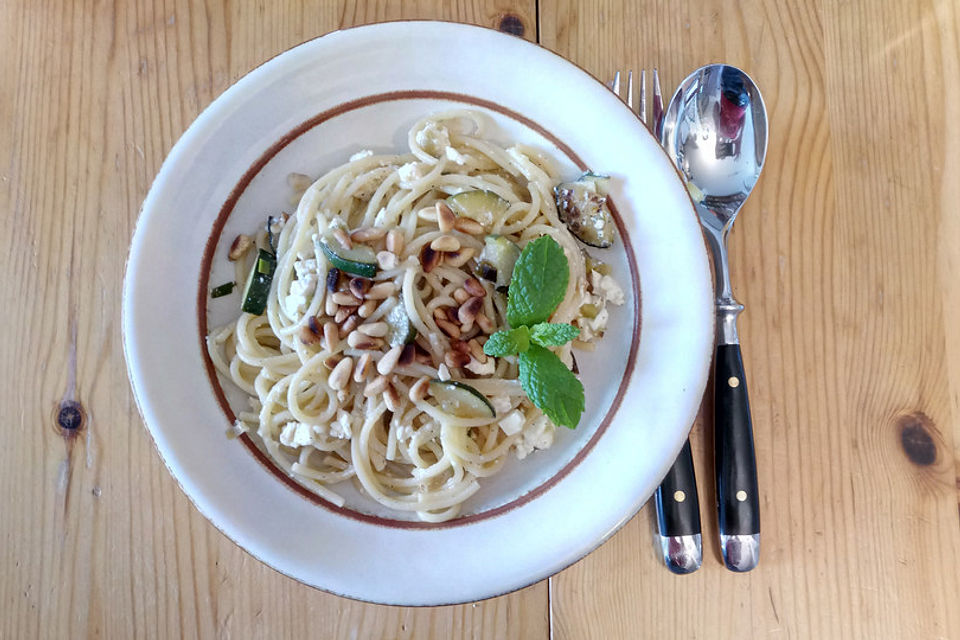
530;322;580;347
506;236;569;328
518;344;584;429
483;326;530;357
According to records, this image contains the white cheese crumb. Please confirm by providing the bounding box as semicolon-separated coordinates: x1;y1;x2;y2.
490;396;512;415
398;162;429;189
445;146;468;165
279;422;314;448
349;149;374;161
514;417;556;460
499;410;526;436
437;363;452;381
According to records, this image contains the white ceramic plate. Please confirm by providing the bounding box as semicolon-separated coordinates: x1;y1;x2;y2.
123;21;713;605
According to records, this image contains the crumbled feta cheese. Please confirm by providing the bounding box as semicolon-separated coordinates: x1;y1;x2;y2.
445;146;468;165
465;357;495;376
279;422;314;448
490;396;512;415
284;258;318;315
514;417;556;459
499;410;526;436
415;122;451;157
349;149;374;162
398;162;429;189
592;272;625;305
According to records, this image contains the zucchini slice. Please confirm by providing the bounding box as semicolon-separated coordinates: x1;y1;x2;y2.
386;303;417;346
446;190;510;227
429;380;496;419
554;172;617;248
474;235;521;291
317;232;378;277
241;249;276;315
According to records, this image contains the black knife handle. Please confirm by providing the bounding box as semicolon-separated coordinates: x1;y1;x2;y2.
715;343;760;537
655;439;701;536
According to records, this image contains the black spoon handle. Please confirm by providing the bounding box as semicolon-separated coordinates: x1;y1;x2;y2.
655;439;701;536
715;343;760;570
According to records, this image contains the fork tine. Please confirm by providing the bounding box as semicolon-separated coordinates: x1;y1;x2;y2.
626;70;634;109
612;70;621;96
639;70;647;126
653;68;664;137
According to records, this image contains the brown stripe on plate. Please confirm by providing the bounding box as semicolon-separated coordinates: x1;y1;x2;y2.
196;90;643;530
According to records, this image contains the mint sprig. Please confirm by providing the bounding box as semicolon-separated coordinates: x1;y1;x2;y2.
484;235;585;429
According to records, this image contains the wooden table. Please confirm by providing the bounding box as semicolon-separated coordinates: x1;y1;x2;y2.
4;0;959;637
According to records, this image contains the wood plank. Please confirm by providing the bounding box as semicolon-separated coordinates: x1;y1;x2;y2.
0;1;545;638
542;0;960;637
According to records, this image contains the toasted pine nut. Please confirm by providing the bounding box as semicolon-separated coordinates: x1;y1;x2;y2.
329;357;353;390
366;282;397;299
419;244;440;273
467;338;487;363
375;251;397;270
350;227;386;243
333;227;352;250
414;343;433;365
323;321;339;350
454;217;485;235
299;317;324;346
348;277;371;299
332;291;361;306
353;353;374;382
443;247;475;268
386;229;405;255
445;350;470;369
347;331;382;350
326;268;341;293
453;288;471;304
430;235;461;252
383;383;401;412
334;306;357;324
450;339;470;354
463;277;486;298
436;201;456;232
460;317;475;334
358;321;388;337
358;299;378;318
377;345;403;375
323;355;340;370
436;318;460;338
341;314;361;335
458;297;484;325
325;294;338;317
409;376;431;402
364;375;389;397
476;312;495;334
228;234;253;261
398;344;416;366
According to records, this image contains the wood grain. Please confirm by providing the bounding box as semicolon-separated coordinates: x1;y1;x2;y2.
542;0;960;638
4;0;960;637
0;1;544;639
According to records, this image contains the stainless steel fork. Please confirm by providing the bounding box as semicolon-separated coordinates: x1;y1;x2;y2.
611;69;703;574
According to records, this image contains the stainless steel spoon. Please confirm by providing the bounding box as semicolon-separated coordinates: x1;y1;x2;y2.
661;64;768;572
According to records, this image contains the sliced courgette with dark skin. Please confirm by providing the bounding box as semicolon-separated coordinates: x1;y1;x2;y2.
474;235;521;291
317;232;378;277
554;172;617;248
241;249;276;315
429;380;496;419
446;190;510;227
386;303;417;346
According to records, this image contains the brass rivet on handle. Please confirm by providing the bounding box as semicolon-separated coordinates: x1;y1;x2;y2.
728;376;740;388
673;490;686;503
736;490;748;502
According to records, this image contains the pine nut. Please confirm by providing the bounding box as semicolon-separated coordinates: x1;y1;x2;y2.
463;277;486;298
358;299;378;318
228;234;253;261
398;344;416;366
366;282;397;299
325;268;341;293
325;295;338;317
341;314;361;335
332;227;352;250
450;339;470;354
453;288;471;304
353;353;374;382
445;350;470;369
377;345;403;375
409;376;431;402
436;318;461;339
364;375;389;397
458;297;483;324
348;277;371;299
476;312;495;334
323;321;339;350
414;343;433;365
467;338;487;363
454;217;485;235
334;306;356;324
323;355;340;370
328;357;353;390
383;383;400;412
332;291;361;306
350;227;386;242
443;247;475;268
419;244;440;273
386;229;405;255
358;321;388;337
437;201;456;232
377;251;398;270
299;316;323;345
347;331;382;350
430;235;461;252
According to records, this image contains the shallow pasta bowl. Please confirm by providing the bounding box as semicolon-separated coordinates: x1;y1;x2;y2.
122;21;713;605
